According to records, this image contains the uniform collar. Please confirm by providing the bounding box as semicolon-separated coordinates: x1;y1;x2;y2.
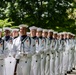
5;36;10;41
13;36;18;39
49;37;53;40
20;35;27;41
38;36;43;39
32;36;37;40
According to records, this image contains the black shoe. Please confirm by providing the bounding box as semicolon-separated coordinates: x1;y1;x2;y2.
70;70;72;72
72;68;75;70
67;71;71;74
65;73;67;75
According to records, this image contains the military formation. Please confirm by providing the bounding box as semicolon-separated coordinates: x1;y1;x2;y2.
0;24;76;75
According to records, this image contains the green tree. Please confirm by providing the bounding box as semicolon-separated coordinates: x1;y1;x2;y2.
0;0;75;33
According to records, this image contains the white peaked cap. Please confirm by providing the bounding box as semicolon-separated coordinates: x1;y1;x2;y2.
37;28;43;31
53;31;58;34
27;32;30;35
12;29;19;32
19;24;28;28
3;27;11;31
58;33;62;35
67;32;72;34
29;26;37;30
62;32;67;34
0;28;2;32
71;33;75;36
43;29;48;32
72;34;75;36
48;29;54;32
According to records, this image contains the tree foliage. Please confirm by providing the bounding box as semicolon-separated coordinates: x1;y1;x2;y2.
0;0;76;33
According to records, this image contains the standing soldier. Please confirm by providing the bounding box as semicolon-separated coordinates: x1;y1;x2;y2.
42;29;50;75
72;34;76;70
0;28;9;75
53;32;60;75
36;27;45;75
47;29;54;75
58;32;65;75
29;26;38;75
12;24;35;75
3;27;15;75
50;31;57;75
71;34;75;70
67;32;73;74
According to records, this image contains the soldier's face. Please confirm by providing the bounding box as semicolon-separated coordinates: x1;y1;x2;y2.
30;29;36;37
61;34;64;39
57;35;60;39
20;27;27;35
64;34;67;38
4;30;10;36
37;31;42;37
53;34;57;38
43;32;48;37
12;31;19;37
48;32;53;37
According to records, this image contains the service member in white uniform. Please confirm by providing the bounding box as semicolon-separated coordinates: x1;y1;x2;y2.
50;31;57;75
71;34;75;70
58;32;65;75
0;29;9;75
72;34;76;70
48;29;54;75
29;26;38;75
43;29;50;75
53;32;60;75
2;27;15;75
67;32;73;73
12;24;36;75
36;28;45;75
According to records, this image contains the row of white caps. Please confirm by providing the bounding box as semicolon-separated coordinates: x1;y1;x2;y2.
29;26;75;36
0;28;19;32
0;24;28;32
0;24;75;36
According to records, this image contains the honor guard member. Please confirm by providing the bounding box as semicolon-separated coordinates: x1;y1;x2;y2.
58;32;65;75
67;32;73;74
68;33;75;72
50;31;58;75
12;24;36;75
3;27;15;75
72;34;76;70
29;26;38;75
62;32;69;75
48;29;54;75
36;28;45;75
0;28;10;75
71;34;75;70
44;29;51;75
12;29;19;39
53;32;60;75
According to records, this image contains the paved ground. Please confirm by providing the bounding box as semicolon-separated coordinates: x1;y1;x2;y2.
67;70;76;75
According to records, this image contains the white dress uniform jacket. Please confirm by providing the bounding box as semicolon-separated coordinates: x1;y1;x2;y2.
0;39;9;75
12;36;35;75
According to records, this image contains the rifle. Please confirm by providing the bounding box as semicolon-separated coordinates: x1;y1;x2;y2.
14;59;19;75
